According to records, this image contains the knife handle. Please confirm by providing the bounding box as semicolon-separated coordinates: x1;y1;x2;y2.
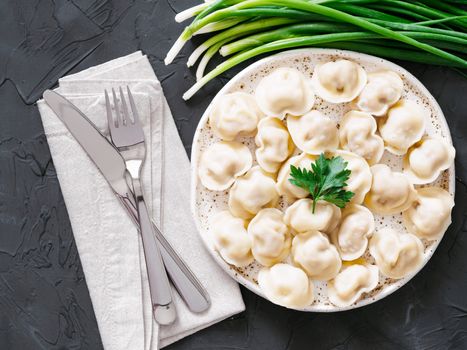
133;180;176;325
118;194;211;313
152;219;211;313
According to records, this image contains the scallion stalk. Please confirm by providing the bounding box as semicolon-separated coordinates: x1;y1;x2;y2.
196;39;231;80
175;2;210;23
167;0;467;99
416;16;467;26
181;0;466;66
219;22;361;56
221;27;467;56
326;3;411;23
194;17;247;35
188;17;300;67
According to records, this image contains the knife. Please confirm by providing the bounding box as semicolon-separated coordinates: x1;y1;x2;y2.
43;90;211;314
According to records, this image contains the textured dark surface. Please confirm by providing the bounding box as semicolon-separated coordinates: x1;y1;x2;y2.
0;1;466;349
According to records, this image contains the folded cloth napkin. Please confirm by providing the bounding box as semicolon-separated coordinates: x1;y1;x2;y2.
37;52;245;350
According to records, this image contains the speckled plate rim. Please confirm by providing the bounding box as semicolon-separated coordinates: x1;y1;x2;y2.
189;48;455;312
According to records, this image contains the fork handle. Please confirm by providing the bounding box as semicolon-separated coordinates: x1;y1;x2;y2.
119;195;211;313
133;179;176;325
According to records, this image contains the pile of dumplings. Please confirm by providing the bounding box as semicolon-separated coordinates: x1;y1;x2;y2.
198;59;455;309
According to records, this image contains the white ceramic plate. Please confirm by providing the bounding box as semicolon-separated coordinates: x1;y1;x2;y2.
190;49;455;312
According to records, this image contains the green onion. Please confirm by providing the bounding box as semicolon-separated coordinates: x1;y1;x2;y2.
188;17;300;66
167;0;467;99
219;22;357;55
378;0;467;30
368;5;433;24
175;2;210;23
182;0;466;65
196;39;230;80
220;25;467;56
194;17;247;35
415;16;467;26
365;19;467;39
417;0;467;17
326;3;411;23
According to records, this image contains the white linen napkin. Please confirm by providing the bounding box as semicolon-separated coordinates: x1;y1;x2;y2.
37;52;245;350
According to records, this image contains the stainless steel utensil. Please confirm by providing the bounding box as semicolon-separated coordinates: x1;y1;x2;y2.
43;90;210;318
105;86;177;325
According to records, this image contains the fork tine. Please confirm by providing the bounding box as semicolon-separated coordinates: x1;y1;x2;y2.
119;86;131;125
112;88;121;127
126;86;141;125
105;90;116;131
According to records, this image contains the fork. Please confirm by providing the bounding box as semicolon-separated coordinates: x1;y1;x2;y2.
105;86;176;325
106;88;211;316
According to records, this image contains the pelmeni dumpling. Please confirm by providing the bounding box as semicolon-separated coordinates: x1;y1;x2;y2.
333;151;372;204
364;164;416;214
284;198;341;235
378;99;427;155
287;110;339;155
327;264;379;307
228;166;279;219
311;59;367;103
402;187;454;240
339;110;384;165
248;209;292;266
356;70;403;116
209;92;264;141
369;227;424;279
211;211;253;267
198;141;252;191
255;117;295;173
277;153;317;203
255;67;315;119
258;263;314;308
403;137;455;184
292;231;341;281
331;204;375;261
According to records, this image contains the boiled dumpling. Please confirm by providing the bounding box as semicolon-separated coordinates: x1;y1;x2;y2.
356;70;403;116
284;198;341;235
403;137;455;184
369;227;424;279
331;204;375;261
333;150;372;204
327;264;379;307
339;110;384;165
211;211;253;267
198;141;252;191
255;67;315;119
258;263;314;308
378;99;427;155
402;187;454;240
312;59;367;103
292;231;341;281
248;208;292;266
287;110;339;155
209;92;264;141
228;166;279;219
364;164;416;214
277;153;317;203
255;117;295;173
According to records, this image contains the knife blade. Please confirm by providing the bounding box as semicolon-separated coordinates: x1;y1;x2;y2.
43;90;134;202
43;90;210;314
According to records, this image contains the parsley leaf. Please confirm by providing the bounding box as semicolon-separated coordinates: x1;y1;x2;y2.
289;153;354;213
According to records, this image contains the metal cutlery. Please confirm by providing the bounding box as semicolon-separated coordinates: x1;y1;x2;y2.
105;87;176;325
43;90;211;320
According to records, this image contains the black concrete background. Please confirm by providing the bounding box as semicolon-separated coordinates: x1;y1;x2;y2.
1;1;466;349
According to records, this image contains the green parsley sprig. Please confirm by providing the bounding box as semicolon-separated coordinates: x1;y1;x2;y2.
289;153;354;213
